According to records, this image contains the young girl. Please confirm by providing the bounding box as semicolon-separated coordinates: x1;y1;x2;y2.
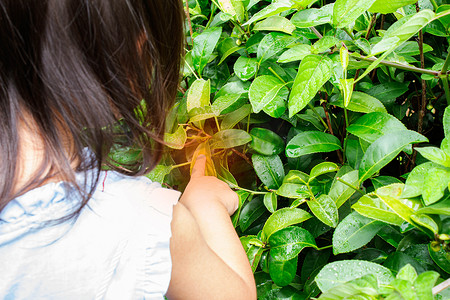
0;0;256;299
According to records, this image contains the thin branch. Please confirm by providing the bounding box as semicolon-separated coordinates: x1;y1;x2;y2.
365;13;377;40
433;278;450;295
321;99;344;164
231;148;253;166
416;3;427;135
309;26;323;39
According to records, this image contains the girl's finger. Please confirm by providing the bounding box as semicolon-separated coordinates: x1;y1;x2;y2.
191;155;206;178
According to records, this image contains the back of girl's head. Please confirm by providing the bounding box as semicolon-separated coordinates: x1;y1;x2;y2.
0;0;184;213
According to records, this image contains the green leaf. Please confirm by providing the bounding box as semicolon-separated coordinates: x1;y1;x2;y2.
264;192;278;213
249;75;288;113
413;271;440;300
315;260;394;292
375;184;416;224
369;0;418;14
309;162;339;182
333;0;377;28
269;226;317;261
186;79;211;113
249;127;285;156
252;154;285;189
192;27;222;76
331;91;387;114
286;131;342;158
444;105;450;139
416;147;450;168
234;56;258;82
269;255;298;286
262;207;312;242
239;197;266;231
288;55;333;117
276;182;310;199
291;3;334;28
308;195;339;228
243;0;296;26
358;130;428;183
428;243;450;274
401;162;432;198
146;164;172;183
422;165;450;206
352;194;404;226
371;176;403;190
254;16;296;35
416;196;450;216
210;129;252;149
329;170;359;208
164;126;187;150
220;104;252;130
347;112;408;144
396;263;417;282
211;93;243;115
257;32;297;63
410;214;439;234
339;78;354;108
278;44;312;63
240;236;264;272
333;211;385;254
373;10;435;55
218;0;245;22
231;190;250;227
312;36;340;54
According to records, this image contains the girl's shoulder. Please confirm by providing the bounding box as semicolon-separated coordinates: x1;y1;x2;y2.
0;170;181;299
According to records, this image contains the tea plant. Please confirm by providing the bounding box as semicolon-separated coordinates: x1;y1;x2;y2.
150;0;450;298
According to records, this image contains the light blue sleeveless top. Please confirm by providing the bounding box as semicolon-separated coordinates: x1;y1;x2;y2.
0;170;180;299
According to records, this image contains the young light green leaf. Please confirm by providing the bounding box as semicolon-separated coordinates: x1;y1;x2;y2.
234;56;258;82
252;154;285;189
241;236;264;272
291;3;334;28
192;27;222;76
309;162;339;182
262;207;312;242
333;211;385;254
422;165;450;205
243;0;296;26
146;165;172;183
369;0;419;14
315;260;394;292
286;131;342;158
347;112;407;144
253;16;296;35
331;91;387;114
352;194;405;226
340;46;349;70
249;127;285;156
269;226;317;261
358;130;428;183
339;78;354;108
308;195;339;228
416;146;450;168
264;192;278;213
269;255;298;287
186;79;211;113
257;32;297;63
288;55;333;117
210;129;252;149
312;36;340;54
333;0;377;28
444;105;450;139
329;170;359;208
249;75;287;113
413;271;440;300
277;44;312;63
164;126;187;150
375;185;415;224
218;0;245;22
415;196;450;216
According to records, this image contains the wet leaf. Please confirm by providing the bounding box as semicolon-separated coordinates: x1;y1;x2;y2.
333;0;377;28
192;27;222;76
210;129;252;149
249;127;285;156
269;255;298;286
308;195;339;228
291;4;334;28
234;56;259;82
286;131;342;158
252;154;285;189
249;75;288;113
269;226;317;261
254;16;296;35
262;207;312;242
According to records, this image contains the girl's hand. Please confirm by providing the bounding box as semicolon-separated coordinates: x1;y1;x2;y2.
180;155;239;216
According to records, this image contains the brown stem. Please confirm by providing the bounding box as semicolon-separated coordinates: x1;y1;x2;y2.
365;13;377;40
322;100;344;164
380;14;385;31
185;1;194;47
416;3;427;135
231;148;253;167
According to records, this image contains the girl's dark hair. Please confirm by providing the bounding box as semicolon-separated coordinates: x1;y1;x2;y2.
0;0;184;215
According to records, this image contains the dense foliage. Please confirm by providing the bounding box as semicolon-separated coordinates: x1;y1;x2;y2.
150;0;450;298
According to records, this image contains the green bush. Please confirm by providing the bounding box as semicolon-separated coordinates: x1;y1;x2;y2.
153;0;450;298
